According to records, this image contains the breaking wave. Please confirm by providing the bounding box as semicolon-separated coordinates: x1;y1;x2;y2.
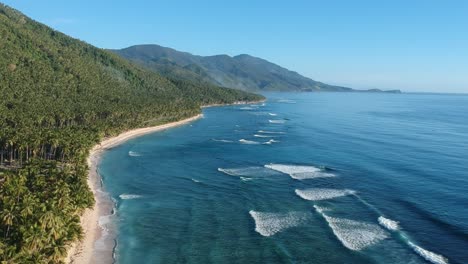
277;99;296;104
128;151;141;157
408;242;449;264
263;139;280;145
212;139;234;143
314;206;388;251
269;119;286;124
249;210;309;237
313;205;332;213
295;188;355;201
378;216;400;231
254;134;277;138
191;178;201;183
119;194;142;200
265;164;335;180
258;130;286;134
218;167;276;178
268;113;278;116
239;139;261;144
323;215;388;250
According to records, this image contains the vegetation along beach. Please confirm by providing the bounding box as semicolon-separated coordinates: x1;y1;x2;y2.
1;1;467;264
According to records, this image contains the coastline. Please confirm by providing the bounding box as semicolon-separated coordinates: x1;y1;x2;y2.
65;114;202;264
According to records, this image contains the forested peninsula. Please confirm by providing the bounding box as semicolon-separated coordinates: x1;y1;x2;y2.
0;4;263;262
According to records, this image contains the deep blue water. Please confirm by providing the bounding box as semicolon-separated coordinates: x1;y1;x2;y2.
100;93;468;264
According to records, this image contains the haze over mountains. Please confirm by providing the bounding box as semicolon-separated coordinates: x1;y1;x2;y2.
113;45;401;93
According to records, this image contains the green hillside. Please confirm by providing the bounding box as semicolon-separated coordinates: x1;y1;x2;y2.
113;44;401;93
0;3;262;263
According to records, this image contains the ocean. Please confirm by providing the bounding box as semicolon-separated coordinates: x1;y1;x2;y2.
98;92;468;264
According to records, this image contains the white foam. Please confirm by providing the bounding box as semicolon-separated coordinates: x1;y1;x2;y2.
240;177;253;182
408;242;449;264
240;106;255;110
96;203;117;246
263;139;280;145
191;178;201;183
212;139;234;143
239;139;261;145
119;194;142;200
254;134;277;138
128;151;141;157
313;205;332;213
268;113;278;116
98;214;112;228
258;130;286;134
265;164;335;180
295;188;355;201
316;211;388;251
277;99;296;104
218;167;273;177
249;210;309;237
269;119;286;124
378;216;400;231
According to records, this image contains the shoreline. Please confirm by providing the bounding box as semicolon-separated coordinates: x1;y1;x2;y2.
65;114;203;263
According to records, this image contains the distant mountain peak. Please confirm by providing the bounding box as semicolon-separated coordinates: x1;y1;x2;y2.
112;44;400;93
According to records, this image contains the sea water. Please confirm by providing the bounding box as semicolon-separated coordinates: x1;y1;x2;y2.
99;92;468;264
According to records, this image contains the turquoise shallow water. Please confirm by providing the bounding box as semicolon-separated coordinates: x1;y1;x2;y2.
99;93;468;264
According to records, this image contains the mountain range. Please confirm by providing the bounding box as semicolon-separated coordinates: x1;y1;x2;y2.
112;44;401;93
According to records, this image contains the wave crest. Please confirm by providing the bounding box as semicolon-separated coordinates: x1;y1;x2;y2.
263;139;280;145
218;167;274;177
378;216;400;231
249;210;309;237
240;177;253;182
258;130;285;134
269;120;286;124
212;139;234;143
408;242;449;264
254;134;277;138
265;164;335;179
128;151;141;157
296;188;355;201
119;194;142;200
313;205;332;213
239;139;261;145
277;99;296;104
324;215;388;250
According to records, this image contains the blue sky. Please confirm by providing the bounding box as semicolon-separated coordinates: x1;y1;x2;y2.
4;0;468;93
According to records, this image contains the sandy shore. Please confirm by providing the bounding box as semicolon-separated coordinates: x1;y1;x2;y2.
65;114;202;264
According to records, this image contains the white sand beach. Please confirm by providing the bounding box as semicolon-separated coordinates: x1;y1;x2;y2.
65;114;202;263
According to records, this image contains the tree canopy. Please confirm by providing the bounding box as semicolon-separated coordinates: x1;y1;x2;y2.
0;3;263;262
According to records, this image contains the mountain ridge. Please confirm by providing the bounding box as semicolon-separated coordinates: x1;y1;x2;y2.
112;44;401;93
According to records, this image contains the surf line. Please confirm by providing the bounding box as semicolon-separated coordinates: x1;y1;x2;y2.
350;194;449;264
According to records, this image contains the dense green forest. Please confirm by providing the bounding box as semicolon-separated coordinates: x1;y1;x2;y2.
0;3;263;263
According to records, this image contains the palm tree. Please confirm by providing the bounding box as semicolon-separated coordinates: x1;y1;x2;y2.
1;207;15;238
23;225;44;252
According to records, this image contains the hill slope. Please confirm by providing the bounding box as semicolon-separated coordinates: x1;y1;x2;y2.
113;44;401;93
0;4;262;263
